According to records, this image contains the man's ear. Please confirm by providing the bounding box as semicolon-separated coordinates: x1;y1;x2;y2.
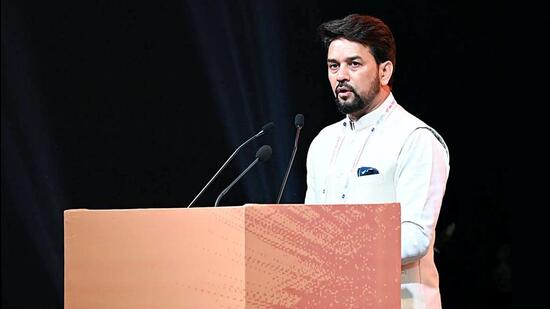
379;61;394;86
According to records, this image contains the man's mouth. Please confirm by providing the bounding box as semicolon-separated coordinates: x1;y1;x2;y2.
336;87;354;100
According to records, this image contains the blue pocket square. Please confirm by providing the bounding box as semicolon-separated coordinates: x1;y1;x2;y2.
357;166;379;177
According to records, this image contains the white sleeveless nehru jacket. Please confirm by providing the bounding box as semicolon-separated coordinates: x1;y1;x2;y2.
305;93;450;309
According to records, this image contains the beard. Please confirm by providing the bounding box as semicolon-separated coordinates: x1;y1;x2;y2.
334;77;380;115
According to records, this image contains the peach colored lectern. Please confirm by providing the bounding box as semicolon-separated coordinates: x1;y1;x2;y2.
64;203;400;308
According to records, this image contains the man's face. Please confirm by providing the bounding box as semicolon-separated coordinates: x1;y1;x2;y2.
327;38;381;116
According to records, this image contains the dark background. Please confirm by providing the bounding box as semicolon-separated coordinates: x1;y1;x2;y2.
2;0;511;308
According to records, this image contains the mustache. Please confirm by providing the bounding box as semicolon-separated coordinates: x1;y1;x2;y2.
335;82;356;94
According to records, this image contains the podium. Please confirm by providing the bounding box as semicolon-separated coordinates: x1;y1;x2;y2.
64;203;400;308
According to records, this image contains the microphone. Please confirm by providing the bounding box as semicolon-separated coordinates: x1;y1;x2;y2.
276;114;304;204
187;122;274;208
214;145;272;207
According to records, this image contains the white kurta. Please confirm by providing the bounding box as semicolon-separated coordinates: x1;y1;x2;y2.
305;93;450;309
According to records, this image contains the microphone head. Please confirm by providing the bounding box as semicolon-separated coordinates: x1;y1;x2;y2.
261;122;275;133
256;145;272;162
294;114;304;128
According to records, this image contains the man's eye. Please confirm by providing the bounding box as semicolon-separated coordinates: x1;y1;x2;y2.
329;64;338;69
351;62;361;67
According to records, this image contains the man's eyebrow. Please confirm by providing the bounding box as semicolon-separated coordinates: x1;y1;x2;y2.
327;56;363;62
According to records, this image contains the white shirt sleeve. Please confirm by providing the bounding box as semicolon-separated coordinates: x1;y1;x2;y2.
395;128;450;265
304;136;319;204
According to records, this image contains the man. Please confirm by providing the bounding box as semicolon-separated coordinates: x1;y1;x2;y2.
305;14;450;308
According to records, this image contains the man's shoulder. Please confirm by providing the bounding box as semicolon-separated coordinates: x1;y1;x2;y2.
391;103;449;154
308;119;344;151
391;103;428;128
314;119;345;139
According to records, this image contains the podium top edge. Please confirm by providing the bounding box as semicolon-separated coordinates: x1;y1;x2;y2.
64;203;400;213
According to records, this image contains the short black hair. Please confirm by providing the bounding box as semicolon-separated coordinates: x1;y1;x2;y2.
318;14;396;68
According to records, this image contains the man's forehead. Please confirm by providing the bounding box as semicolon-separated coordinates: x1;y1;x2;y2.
327;39;372;59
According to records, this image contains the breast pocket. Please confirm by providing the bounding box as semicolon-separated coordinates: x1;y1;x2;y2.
349;173;395;203
356;173;385;185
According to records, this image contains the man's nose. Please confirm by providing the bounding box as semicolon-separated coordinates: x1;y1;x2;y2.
336;66;349;81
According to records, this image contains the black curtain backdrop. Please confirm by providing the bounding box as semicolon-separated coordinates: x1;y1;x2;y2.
2;0;510;308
